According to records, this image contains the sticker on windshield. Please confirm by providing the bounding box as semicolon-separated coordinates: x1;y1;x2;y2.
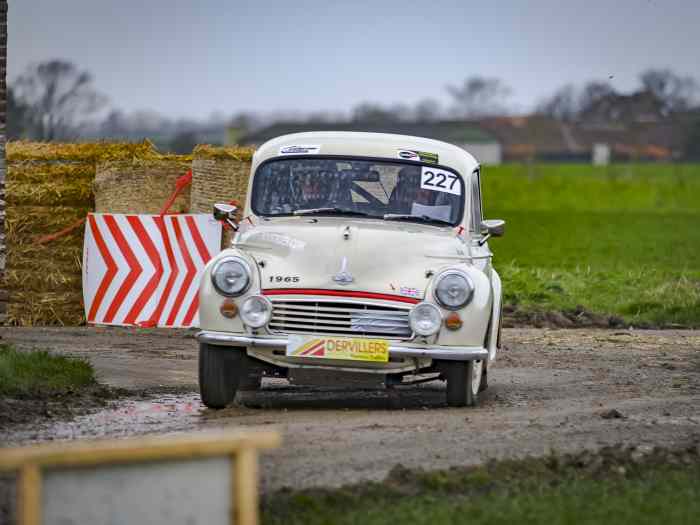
420;166;461;195
397;149;439;164
279;145;320;155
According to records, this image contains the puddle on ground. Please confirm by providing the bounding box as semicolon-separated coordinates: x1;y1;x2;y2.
2;393;212;445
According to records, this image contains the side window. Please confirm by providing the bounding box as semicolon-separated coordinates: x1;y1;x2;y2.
470;169;483;233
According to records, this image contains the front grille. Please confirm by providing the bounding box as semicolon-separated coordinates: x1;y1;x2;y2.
268;299;412;338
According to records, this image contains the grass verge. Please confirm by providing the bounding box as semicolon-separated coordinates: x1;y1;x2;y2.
480;165;700;327
0;344;96;398
263;444;700;525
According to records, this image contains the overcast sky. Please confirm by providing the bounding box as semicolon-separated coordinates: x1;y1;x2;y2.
10;0;700;119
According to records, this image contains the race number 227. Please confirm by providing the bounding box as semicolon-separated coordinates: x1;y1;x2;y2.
420;167;462;195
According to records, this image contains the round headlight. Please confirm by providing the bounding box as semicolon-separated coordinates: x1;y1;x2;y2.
409;302;442;336
240;295;272;328
211;257;251;297
434;271;474;310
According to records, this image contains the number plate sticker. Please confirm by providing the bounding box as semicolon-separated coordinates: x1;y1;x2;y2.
420;166;462;195
286;335;389;363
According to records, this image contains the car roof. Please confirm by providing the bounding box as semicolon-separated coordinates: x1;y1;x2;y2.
251;131;479;175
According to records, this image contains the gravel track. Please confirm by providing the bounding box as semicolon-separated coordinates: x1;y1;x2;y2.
1;326;699;491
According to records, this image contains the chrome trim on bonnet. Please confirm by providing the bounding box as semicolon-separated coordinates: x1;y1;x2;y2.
196;331;487;361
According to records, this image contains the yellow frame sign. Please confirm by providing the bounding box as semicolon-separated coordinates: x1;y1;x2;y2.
0;430;280;525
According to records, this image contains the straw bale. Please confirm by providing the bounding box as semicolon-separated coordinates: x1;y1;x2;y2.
191;157;252;214
8;242;82;269
94;158;192;213
7;162;95;185
3;141;194;325
193;144;255;162
7;291;84;326
7;140;161;162
5;268;81;293
6;178;93;207
5;206;90;240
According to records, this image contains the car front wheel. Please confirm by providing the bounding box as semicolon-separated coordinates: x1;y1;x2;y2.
446;360;482;407
198;343;241;408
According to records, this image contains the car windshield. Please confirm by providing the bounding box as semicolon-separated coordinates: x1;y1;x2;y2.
252;158;465;225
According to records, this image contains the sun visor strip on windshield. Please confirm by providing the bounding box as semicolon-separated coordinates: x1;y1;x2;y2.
262;288;420;305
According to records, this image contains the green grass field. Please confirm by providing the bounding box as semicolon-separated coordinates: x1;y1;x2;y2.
481;164;700;327
263;446;700;525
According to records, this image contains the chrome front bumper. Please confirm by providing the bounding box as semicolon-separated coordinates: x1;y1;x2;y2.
196;331;488;362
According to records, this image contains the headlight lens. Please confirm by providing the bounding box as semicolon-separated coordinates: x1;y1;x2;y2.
211;257;251;296
409;302;442;336
434;271;474;310
240;295;272;328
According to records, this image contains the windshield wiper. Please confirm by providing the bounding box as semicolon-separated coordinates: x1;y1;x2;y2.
383;213;453;226
294;207;370;217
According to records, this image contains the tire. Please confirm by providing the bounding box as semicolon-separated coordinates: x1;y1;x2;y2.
446;360;482;407
198;343;241;408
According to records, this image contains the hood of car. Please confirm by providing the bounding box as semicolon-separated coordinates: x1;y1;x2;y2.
235;217;469;301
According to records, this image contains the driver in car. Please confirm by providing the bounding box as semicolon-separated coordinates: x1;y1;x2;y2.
389;166;452;222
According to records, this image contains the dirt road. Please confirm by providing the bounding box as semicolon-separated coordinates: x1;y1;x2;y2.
1;327;699;491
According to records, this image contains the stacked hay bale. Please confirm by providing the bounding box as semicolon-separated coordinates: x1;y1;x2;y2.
94;157;192;214
190;145;255;214
4;141;167;326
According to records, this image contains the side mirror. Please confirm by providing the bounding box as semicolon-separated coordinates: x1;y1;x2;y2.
481;219;505;237
478;219;505;246
213;203;240;231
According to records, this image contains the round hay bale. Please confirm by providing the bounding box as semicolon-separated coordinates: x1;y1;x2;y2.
94;159;192;214
190;157;252;214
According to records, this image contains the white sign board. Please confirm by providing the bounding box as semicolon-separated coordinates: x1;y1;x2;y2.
44;458;232;525
83;214;222;328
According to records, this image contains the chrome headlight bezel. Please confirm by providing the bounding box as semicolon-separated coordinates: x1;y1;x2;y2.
240;294;273;328
433;270;475;311
409;302;443;337
210;256;252;297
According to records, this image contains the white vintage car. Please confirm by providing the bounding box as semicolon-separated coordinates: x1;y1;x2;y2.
197;132;505;408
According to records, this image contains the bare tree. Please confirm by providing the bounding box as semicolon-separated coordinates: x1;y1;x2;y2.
536;84;578;121
446;77;512;118
7;87;31;140
578;81;615;114
537;81;617;122
351;102;402;123
413;98;442;122
640;69;699;114
12;60;107;140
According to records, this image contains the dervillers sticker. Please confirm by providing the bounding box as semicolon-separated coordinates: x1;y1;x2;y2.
287;335;389;362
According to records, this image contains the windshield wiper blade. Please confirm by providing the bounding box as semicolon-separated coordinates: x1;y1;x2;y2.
383;213;453;226
294;207;370;217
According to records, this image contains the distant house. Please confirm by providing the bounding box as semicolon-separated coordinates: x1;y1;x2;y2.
235;110;695;165
477;114;688;163
476;116;589;162
238;120;503;165
579;90;667;127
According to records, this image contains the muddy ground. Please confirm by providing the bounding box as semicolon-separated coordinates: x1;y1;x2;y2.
1;326;699;493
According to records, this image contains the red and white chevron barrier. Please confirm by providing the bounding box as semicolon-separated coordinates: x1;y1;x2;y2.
82;214;222;328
